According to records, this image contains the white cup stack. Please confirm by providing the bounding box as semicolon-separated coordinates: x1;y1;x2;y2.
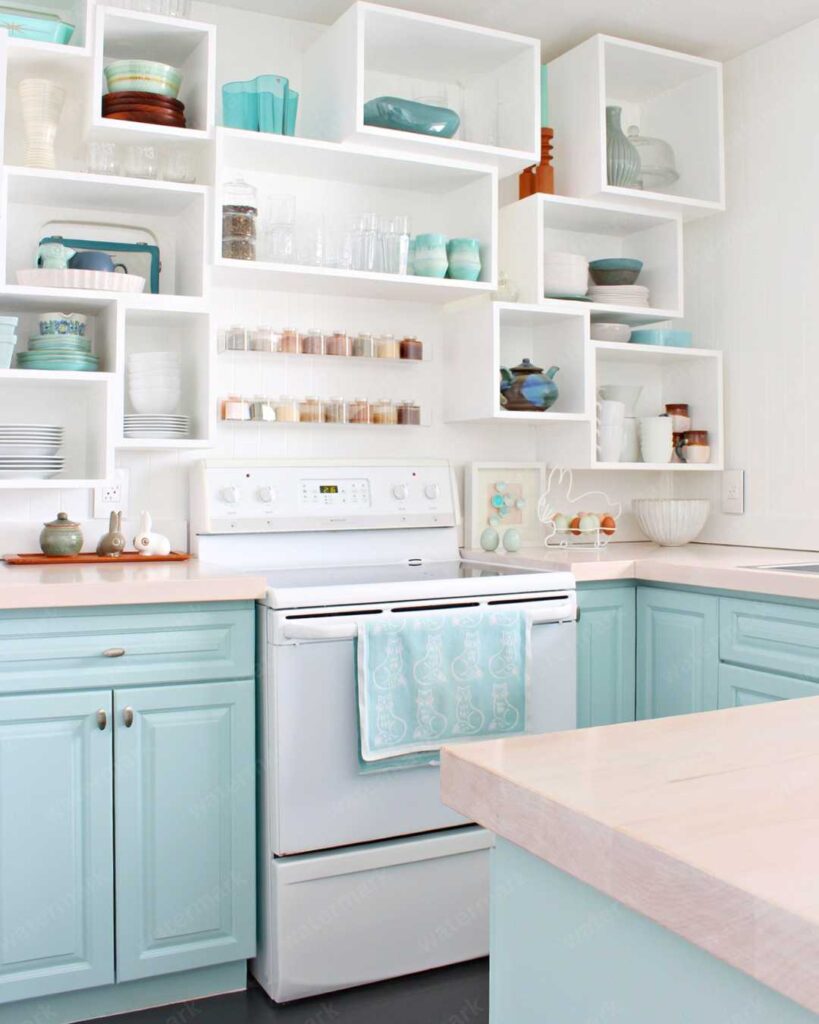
543;251;589;300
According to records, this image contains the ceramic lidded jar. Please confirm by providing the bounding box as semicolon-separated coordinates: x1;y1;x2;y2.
40;512;83;557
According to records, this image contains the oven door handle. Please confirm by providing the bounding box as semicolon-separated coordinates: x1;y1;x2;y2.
282;621;359;641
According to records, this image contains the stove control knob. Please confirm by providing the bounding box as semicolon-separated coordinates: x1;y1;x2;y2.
257;485;276;504
392;484;409;501
220;485;240;505
424;483;440;500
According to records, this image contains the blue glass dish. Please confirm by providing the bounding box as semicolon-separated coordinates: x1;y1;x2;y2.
223;75;298;135
363;96;460;138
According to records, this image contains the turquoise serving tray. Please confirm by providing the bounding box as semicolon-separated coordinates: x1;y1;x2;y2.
363;96;460;138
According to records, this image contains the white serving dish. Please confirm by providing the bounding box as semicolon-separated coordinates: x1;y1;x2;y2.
17;268;146;293
632;499;710;546
591;322;632;343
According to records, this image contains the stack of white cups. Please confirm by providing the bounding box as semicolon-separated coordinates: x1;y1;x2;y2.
597;400;626;463
128;351;181;414
18;79;66;170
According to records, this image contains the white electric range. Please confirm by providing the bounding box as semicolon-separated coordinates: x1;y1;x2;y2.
190;459;577;1003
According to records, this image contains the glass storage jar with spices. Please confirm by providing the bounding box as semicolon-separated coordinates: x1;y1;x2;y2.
399;336;423;360
348;398;370;424
276;395;300;422
300;328;324;356
397;400;421;425
299;396;322;422
351;333;374;358
279;328;299;354
323;397;346;423
222;178;258;261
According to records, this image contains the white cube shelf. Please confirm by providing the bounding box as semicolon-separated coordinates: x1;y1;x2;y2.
214;129;497;301
0;292;119;373
443;298;589;423
300;1;540;176
592;340;724;470
500;193;683;325
548;35;725;220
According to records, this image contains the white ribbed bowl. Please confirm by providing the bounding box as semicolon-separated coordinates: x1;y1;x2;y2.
633;499;710;546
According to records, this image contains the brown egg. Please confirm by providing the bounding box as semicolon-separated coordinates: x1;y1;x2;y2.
569;515;583;536
600;514;617;537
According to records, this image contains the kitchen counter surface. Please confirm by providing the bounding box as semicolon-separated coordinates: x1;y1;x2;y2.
0;558;267;609
441;697;819;1014
464;541;819;600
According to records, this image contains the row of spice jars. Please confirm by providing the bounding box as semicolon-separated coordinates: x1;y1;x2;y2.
224;326;423;360
221;395;421;425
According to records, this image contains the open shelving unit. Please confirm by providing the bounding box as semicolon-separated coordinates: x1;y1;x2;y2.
548;34;725;220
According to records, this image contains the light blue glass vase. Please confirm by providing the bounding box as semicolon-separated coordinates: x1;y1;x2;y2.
606;106;640;188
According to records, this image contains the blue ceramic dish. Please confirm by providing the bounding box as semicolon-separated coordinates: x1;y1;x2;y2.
363;96;460;138
0;6;74;43
630;329;692;348
589;258;644;286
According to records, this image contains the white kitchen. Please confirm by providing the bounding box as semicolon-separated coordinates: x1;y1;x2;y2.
0;2;816;1023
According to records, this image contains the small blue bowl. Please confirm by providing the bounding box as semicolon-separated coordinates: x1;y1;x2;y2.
589;258;644;271
630;329;692;348
589;258;644;286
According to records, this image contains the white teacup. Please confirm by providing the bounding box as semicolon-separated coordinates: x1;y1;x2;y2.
639;416;673;464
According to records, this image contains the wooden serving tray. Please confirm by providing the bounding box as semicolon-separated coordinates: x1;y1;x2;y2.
5;552;190;565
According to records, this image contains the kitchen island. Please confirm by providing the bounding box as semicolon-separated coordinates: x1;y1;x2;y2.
441;697;819;1023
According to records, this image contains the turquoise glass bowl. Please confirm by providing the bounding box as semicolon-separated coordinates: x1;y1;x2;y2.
222;75;298;135
105;60;182;99
363;96;460;138
630;329;692;348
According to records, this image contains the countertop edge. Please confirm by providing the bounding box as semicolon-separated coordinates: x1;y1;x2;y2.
441;749;819;1015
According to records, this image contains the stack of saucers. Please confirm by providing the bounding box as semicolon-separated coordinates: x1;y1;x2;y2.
588;284;651;308
0;424;63;478
124;414;190;440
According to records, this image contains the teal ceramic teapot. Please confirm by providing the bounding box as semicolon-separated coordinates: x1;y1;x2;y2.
500;360;559;412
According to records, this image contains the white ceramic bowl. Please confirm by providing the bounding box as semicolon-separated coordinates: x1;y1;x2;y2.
544;264;589;298
128;391;181;414
543;251;588;265
591;322;632;343
632;499;710;547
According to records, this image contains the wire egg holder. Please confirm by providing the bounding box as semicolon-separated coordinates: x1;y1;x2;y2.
537;467;622;549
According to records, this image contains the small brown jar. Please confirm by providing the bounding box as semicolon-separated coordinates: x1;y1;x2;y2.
299;396;322;422
397;400;421;425
323;397;346;423
279;328;299;354
372;398;396;424
399;336;423;361
300;329;324;356
325;331;350;357
679;429;711;465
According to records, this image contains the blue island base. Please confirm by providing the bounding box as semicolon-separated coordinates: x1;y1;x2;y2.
490;839;814;1023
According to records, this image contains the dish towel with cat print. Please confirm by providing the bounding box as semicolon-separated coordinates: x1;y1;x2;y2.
357;606;530;766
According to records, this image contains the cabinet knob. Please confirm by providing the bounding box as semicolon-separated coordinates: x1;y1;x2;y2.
122;706;135;728
96;709;107;731
103;647;125;658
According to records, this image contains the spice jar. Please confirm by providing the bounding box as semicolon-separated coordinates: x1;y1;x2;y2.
372;398;396;424
222;179;257;261
279;328;299;354
250;396;276;421
376;333;400;359
300;328;324;356
299;396;322;423
222;394;250;421
225;325;247;351
249;326;275;352
348;398;370;424
665;403;691;432
397;400;421;425
275;395;299;422
323;396;346;423
325;330;350;357
351;333;374;358
399;336;423;361
679;429;710;465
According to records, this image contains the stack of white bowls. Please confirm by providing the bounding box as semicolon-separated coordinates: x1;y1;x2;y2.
128;351;181;414
543;251;588;299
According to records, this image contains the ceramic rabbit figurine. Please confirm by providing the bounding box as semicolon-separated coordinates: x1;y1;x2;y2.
96;510;126;557
133;510;171;557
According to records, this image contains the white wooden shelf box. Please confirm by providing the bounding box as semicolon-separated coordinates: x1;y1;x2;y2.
300;1;540;175
443;298;589;423
213;128;497;302
500;193;683;325
548;34;725;220
592;340;724;470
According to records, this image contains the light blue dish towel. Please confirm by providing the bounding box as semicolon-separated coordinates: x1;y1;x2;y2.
357;607;530;767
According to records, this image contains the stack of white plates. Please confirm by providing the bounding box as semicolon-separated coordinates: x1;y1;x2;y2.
124;414;190;440
588;285;651;308
0;424;63;478
128;351;181;415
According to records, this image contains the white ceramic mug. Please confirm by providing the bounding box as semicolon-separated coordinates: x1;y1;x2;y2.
639;416;673;464
597;400;625;463
620;417;641;462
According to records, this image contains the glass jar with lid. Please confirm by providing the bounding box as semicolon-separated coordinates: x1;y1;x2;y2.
397;400;421;425
347;398;370;424
279;328;299;354
323;396;346;423
325;331;350;357
626;125;679;190
275;395;299;422
376;333;400;359
300;328;324;356
222;178;258;260
399;336;423;361
299;396;322;423
351;333;374;358
372;398;397;425
225;325;248;351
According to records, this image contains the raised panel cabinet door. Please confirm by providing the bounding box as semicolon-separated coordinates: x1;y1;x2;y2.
719;663;819;708
576;585;636;727
637;587;719;720
114;680;255;982
0;690;114;1004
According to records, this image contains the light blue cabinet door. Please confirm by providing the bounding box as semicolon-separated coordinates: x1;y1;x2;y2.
637;587;719;720
0;690;114;1004
719;663;819;708
577;585;636;727
114;680;256;982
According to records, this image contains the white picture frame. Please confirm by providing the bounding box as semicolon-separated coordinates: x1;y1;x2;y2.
464;462;546;551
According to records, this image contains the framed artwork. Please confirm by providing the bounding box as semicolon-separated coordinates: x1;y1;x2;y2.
464;462;546;551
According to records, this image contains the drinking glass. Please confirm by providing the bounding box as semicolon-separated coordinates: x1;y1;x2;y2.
86;141;120;176
296;217;324;266
125;145;159;179
163;149;196;183
261;194;295;263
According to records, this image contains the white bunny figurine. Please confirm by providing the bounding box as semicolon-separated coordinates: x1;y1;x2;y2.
133;510;172;557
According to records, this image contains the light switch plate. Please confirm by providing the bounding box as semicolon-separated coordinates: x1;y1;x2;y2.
721;469;745;515
93;468;130;519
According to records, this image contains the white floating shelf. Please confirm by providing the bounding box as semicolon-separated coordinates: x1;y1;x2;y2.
593;340;720;361
548;34;725;220
6;36;91;67
116;438;213;450
591;461;723;471
300;1;540;176
0;370;114;382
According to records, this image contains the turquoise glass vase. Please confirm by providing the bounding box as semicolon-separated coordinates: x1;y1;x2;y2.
606;105;640;187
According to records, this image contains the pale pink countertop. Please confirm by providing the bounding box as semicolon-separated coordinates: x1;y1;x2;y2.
441;698;819;1014
0;558;267;609
463;541;819;600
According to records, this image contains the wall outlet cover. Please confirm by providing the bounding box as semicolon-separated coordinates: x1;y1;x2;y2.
721;469;745;515
93;468;130;519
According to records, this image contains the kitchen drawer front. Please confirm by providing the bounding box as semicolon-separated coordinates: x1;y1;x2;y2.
720;597;819;681
718;663;819;708
0;602;254;692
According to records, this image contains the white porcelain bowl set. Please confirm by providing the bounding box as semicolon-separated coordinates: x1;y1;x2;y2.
0;424;64;478
128;351;181;414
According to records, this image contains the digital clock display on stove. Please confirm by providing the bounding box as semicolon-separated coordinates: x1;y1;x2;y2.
319;485;339;494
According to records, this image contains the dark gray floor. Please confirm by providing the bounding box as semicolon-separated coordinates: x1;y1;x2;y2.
87;961;489;1024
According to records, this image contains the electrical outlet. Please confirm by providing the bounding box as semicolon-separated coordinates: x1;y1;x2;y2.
721;469;745;515
93;468;129;519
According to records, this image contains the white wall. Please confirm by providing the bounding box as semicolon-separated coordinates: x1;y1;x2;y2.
679;17;819;551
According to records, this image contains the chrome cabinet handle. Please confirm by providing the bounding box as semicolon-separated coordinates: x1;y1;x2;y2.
122;707;134;728
96;709;107;730
103;648;125;658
